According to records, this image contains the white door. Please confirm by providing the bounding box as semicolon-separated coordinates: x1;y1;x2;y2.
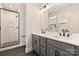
1;9;19;47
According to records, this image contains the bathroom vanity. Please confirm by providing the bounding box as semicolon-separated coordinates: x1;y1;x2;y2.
32;32;79;56
32;4;79;56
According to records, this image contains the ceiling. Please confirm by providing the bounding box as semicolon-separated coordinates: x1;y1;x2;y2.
39;3;79;13
48;3;70;13
0;3;20;12
49;3;79;13
0;3;78;12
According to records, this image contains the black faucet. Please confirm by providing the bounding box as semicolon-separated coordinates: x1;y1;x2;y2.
61;29;71;37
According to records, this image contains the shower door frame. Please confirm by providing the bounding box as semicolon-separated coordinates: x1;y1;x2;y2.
0;8;20;48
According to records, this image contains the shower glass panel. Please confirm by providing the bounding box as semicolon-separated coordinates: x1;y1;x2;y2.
1;9;19;47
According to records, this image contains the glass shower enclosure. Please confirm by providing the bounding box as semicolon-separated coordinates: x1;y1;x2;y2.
0;8;20;48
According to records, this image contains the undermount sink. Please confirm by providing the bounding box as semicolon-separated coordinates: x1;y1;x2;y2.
53;35;72;40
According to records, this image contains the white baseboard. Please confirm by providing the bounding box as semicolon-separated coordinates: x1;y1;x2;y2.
25;47;33;53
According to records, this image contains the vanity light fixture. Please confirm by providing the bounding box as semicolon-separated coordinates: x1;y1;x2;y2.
40;4;47;12
40;3;52;12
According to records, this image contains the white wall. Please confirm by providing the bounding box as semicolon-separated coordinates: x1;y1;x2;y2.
56;4;79;33
20;3;26;45
26;3;41;53
0;4;26;52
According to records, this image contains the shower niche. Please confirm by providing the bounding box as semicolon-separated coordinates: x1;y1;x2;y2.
0;8;20;48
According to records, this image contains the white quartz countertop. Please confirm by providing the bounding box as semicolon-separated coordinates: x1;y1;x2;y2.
32;32;79;46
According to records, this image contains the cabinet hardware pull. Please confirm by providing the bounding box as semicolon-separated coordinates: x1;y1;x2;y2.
35;40;36;44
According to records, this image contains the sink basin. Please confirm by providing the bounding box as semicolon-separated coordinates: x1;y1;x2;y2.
53;35;72;40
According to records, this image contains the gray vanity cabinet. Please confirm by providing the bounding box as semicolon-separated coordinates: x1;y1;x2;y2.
32;34;79;56
47;43;55;56
47;39;76;56
32;34;40;55
47;43;72;56
40;37;47;56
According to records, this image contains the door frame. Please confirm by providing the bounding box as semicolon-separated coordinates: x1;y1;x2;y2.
0;8;20;48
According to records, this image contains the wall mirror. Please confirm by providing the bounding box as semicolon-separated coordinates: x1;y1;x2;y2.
48;12;57;32
47;3;79;33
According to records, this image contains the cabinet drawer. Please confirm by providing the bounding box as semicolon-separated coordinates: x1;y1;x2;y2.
40;37;46;46
32;34;39;39
40;37;46;43
47;39;75;54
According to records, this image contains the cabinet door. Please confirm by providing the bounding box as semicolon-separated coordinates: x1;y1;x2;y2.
47;44;55;56
32;35;36;51
32;35;40;54
47;39;75;54
59;50;73;56
40;37;47;56
36;37;40;54
55;48;73;56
